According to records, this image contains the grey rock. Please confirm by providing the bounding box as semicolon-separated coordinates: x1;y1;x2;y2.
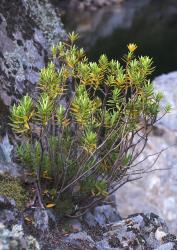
0;0;65;106
155;242;175;250
71;211;177;249
97;240;120;250
94;205;121;225
96;213;174;250
153;71;177;132
84;210;97;227
0;209;18;227
0;223;40;250
22;210;177;250
93;206;107;226
0;195;16;209
84;205;121;227
95;0;107;7
103;205;121;222
155;227;168;242
0;146;6;163
69;0;124;11
64;0;151;49
64;231;96;249
0;162;22;178
0;134;13;163
116;72;177;233
67;218;83;232
46;208;57;225
34;208;49;232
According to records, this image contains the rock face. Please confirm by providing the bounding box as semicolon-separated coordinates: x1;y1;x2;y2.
0;0;65;106
116;72;177;233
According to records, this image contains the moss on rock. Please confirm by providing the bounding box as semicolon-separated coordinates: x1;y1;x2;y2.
0;176;27;210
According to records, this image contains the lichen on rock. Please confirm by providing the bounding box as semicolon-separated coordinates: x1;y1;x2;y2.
0;0;65;106
0;223;40;250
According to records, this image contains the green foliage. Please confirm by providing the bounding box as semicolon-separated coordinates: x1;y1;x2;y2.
10;35;168;216
165;103;172;113
10;95;33;133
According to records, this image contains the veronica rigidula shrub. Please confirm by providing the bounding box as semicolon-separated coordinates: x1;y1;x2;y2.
10;33;171;216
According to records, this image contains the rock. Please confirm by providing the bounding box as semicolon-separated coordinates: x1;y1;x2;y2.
59;212;177;250
95;0;107;8
64;231;96;250
67;0;124;11
34;208;49;232
8;208;174;250
155;242;175;250
0;195;16;209
0;0;65;106
155;227;168;242
0;99;9;136
96;213;176;250
0;134;13;163
84;205;121;227
0;162;22;178
153;71;177;132
115;72;177;234
62;0;151;50
67;219;83;232
84;211;98;228
0;223;40;250
92;206;107;226
46;208;57;226
0;146;6;163
0;209;18;227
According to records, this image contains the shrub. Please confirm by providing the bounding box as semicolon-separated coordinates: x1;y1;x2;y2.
10;33;170;216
